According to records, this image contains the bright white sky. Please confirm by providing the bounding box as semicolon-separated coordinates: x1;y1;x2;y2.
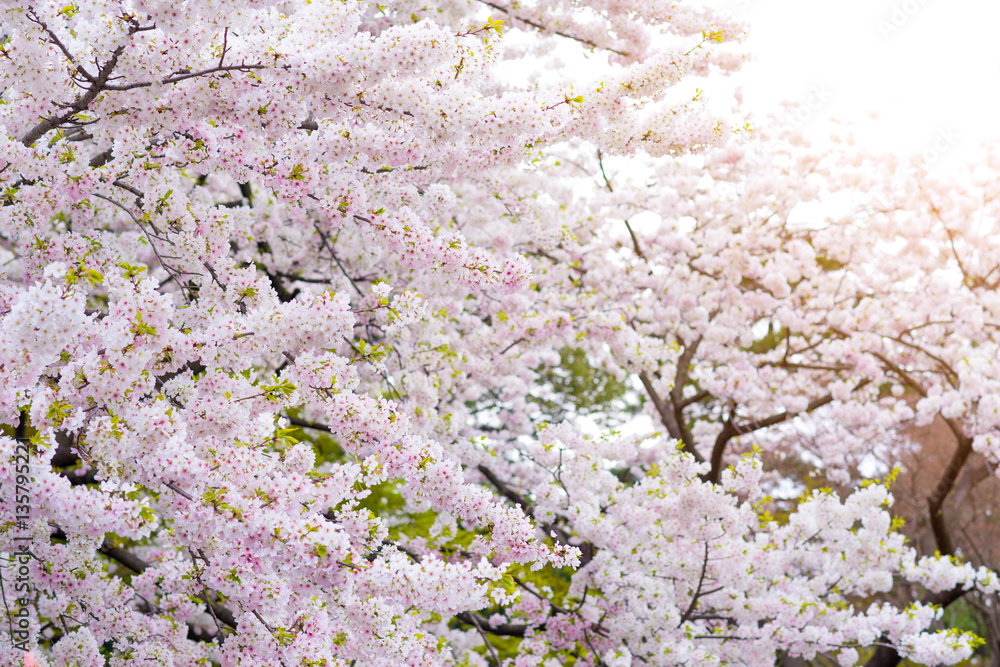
711;0;1000;175
578;0;1000;446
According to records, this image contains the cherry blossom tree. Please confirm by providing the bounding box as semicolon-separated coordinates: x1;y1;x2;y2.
512;129;1000;666
0;0;997;665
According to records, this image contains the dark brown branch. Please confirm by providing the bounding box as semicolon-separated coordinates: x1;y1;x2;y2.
63;128;93;142
20;44;126;147
113;179;145;202
477;464;596;567
164;480;195;501
50;525;237;632
679;389;711;409
867;349;973;555
706;416;737;486
286;416;331;432
99;541;150;576
454;611;529;638
670;337;702;451
190;548;226;637
869;349;970;443
98;537;237;629
926;435;974;558
639;371;704;463
27;9;96;85
763;361;852;373
623;220;645;259
466;611;502;664
731;385;863;437
50;431;78;467
49;433;97;484
478;464;531;509
939;215;972;287
704;379;871;484
886;334;958;385
259;265;300;303
218;27;229;68
89;148;113;168
950;460;990;511
597;149;613;192
499;337;526;356
62;467;97;485
679;541;711;624
239;181;254;206
101;63;266;91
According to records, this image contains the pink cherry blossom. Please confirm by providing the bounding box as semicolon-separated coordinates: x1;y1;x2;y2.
0;0;996;665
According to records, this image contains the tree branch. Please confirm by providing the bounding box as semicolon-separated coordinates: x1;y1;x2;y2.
454;611;529;638
101;63;266;91
20;43;126;147
286;416;331;432
638;371;704;463
679;541;712;624
863;586;969;667
703;379;871;484
867;348;973;555
670;336;702;451
926;434;974;558
51;527;238;631
478;464;596;566
474;0;627;56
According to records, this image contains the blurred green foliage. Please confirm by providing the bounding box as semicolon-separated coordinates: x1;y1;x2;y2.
531;347;643;426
